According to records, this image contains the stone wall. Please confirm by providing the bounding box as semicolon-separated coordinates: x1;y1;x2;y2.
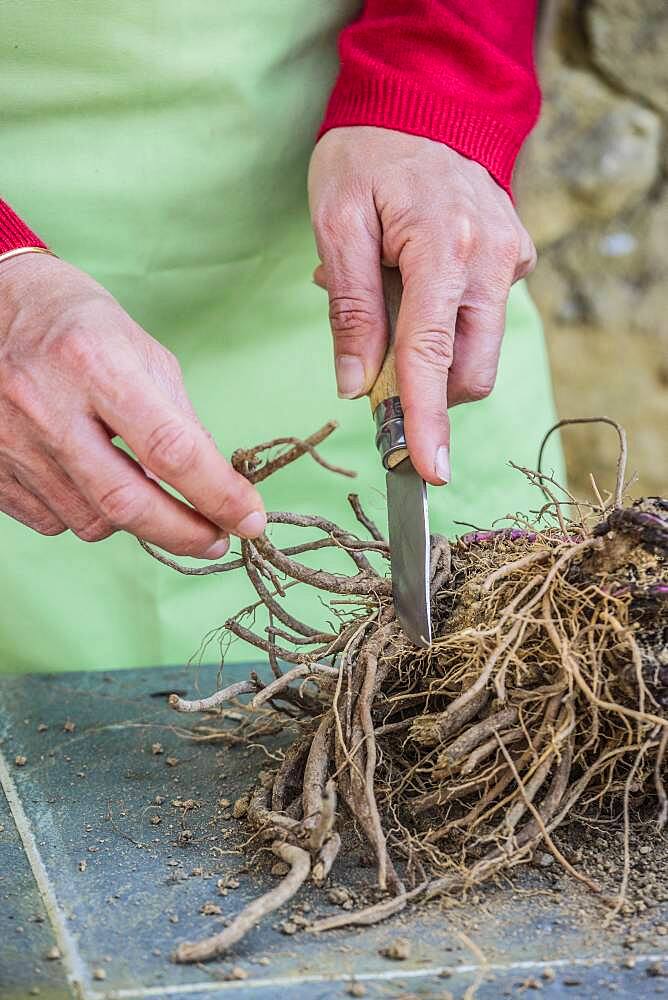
519;0;667;498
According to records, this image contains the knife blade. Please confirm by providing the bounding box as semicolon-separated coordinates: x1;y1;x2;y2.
369;267;432;647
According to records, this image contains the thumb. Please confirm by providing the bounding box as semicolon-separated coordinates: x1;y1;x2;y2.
312;204;387;399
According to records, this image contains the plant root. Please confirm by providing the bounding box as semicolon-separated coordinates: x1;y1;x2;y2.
140;419;667;961
172;840;311;963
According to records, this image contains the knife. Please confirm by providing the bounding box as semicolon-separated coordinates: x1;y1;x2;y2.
369;267;432;647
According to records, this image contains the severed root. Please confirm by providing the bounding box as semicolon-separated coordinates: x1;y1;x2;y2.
173;780;341;964
231;421;356;483
173;841;311;963
169;680;258;713
141;419;667;961
309;882;429;933
312;833;341;885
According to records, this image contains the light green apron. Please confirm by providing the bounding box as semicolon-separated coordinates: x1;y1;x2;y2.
0;1;562;674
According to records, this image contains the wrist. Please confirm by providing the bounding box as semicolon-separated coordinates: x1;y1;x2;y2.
0;250;69;326
0;246;58;268
0;198;49;255
319;79;524;199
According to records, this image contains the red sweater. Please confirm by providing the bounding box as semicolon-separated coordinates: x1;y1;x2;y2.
0;0;539;255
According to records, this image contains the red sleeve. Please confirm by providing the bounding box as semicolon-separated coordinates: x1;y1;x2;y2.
0;199;48;255
319;0;540;196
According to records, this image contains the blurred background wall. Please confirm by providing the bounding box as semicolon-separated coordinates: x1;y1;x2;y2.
519;0;667;500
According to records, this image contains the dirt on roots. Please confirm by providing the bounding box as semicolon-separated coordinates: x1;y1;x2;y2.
141;419;667;963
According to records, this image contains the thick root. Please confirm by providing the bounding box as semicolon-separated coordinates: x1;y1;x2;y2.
139;421;667;961
173;841;311;963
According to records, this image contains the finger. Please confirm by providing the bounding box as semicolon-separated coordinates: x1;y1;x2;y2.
16;458;115;543
447;299;507;407
141;362;204;482
60;421;233;558
312;264;327;290
394;242;469;486
0;477;66;536
513;230;537;283
312;202;387;398
93;373;266;539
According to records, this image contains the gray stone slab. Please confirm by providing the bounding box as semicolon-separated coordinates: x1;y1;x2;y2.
0;782;70;1000
1;665;667;1000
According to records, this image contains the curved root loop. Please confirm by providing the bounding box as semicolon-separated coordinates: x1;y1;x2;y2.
173;841;311;963
140;421;666;961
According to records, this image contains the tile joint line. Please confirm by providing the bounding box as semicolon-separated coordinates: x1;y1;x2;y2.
93;950;668;999
0;748;90;1000
2;742;667;1000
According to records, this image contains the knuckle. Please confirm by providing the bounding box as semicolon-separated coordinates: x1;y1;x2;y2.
207;483;250;528
315;196;373;247
451;212;478;263
403;399;448;429
0;484;66;535
0;369;55;441
207;492;236;527
410;330;454;372
33;518;67;537
52;323;99;371
496;229;522;266
96;481;147;528
73;517;115;543
381;200;417;253
144;420;197;476
465;377;496;402
328;295;377;339
518;239;538;277
0;367;38;416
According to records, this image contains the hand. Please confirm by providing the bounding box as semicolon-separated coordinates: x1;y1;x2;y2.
0;254;265;555
308;127;536;485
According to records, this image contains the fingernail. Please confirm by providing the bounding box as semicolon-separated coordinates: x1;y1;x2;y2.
335;355;365;399
204;536;230;560
435;445;451;485
234;510;267;538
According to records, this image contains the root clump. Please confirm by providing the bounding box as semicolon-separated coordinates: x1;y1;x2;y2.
142;420;667;962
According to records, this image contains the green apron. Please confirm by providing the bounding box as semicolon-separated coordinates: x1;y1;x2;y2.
0;1;562;674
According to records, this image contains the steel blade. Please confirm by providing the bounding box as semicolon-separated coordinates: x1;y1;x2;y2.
386;457;432;647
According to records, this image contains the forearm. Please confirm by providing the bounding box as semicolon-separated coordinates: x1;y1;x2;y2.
320;0;541;195
0;198;47;254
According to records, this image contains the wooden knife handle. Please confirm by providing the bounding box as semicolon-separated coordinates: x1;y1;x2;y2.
369;266;409;469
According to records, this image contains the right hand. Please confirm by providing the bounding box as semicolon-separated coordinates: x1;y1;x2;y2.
0;253;266;557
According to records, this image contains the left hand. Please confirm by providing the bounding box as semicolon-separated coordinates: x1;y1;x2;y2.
308;126;536;486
